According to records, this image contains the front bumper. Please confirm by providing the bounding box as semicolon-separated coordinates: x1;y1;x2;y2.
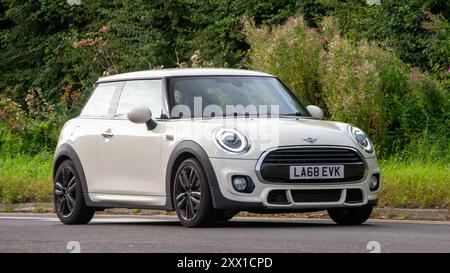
209;156;380;210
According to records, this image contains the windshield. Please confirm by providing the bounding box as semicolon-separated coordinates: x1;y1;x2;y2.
168;76;308;118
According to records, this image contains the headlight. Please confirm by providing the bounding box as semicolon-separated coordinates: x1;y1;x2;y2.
348;126;374;154
213;127;250;154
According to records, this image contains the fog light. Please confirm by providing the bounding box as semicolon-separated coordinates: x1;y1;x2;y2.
232;176;248;191
369;175;379;191
232;176;255;193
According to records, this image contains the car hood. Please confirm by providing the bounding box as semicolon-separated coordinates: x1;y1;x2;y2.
172;117;368;160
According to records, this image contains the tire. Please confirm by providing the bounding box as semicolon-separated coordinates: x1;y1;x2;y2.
173;158;218;227
327;206;373;225
54;160;95;225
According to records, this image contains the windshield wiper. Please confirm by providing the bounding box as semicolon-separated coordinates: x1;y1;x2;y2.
280;112;304;117
222;112;258;117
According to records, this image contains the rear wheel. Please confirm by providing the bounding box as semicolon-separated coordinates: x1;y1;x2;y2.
173;158;218;227
54;160;95;225
327;207;373;225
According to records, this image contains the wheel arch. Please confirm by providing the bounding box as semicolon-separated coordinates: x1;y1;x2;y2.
165;140;264;210
53;155;71;178
53;144;89;194
165;141;216;209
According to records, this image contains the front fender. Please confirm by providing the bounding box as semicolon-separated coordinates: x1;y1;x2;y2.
166;140;264;210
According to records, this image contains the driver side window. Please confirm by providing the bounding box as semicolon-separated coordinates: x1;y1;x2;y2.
115;80;163;118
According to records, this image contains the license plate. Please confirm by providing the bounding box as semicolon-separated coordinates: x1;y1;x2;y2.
289;165;344;179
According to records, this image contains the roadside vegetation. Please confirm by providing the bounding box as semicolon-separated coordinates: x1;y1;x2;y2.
0;1;448;208
380;134;449;208
244;15;448;157
1;150;448;208
0;152;52;203
380;160;449;209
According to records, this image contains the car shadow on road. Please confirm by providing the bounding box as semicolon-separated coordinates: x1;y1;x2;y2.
88;218;377;229
214;220;376;229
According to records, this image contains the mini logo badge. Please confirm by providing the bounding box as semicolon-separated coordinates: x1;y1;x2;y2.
303;138;317;144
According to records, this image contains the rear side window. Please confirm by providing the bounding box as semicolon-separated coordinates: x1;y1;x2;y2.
115;80;163;118
80;82;123;118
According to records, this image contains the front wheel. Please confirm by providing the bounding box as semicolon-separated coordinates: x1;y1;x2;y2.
54;160;95;225
173;158;218;227
327;207;373;225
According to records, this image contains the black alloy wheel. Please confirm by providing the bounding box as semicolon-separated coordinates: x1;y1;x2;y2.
55;166;77;217
174;164;202;221
54;160;94;225
173;158;218;227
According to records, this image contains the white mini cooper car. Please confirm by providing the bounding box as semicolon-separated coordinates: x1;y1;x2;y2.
53;68;380;227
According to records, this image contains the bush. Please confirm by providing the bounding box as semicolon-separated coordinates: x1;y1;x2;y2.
245;16;325;108
321;35;409;151
245;14;449;157
0;88;68;156
388;130;450;164
388;70;450;153
423;12;450;89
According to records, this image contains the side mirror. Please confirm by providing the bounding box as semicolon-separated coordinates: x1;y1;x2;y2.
306;105;324;120
127;106;157;130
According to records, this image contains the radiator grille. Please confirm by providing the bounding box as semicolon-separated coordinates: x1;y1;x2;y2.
259;147;366;183
264;147;363;164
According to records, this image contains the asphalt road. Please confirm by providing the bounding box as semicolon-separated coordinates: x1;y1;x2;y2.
0;213;448;253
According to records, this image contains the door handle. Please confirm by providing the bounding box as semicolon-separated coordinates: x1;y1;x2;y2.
101;129;114;138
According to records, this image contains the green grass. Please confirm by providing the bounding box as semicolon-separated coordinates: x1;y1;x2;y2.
0;153;448;209
0;152;53;203
380;160;449;209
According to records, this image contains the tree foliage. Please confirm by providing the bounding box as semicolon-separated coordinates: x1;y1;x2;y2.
0;0;448;156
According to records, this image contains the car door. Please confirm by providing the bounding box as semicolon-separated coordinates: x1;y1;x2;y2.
76;81;124;194
97;79;166;197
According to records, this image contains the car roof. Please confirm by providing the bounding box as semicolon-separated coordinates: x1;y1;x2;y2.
96;68;274;83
